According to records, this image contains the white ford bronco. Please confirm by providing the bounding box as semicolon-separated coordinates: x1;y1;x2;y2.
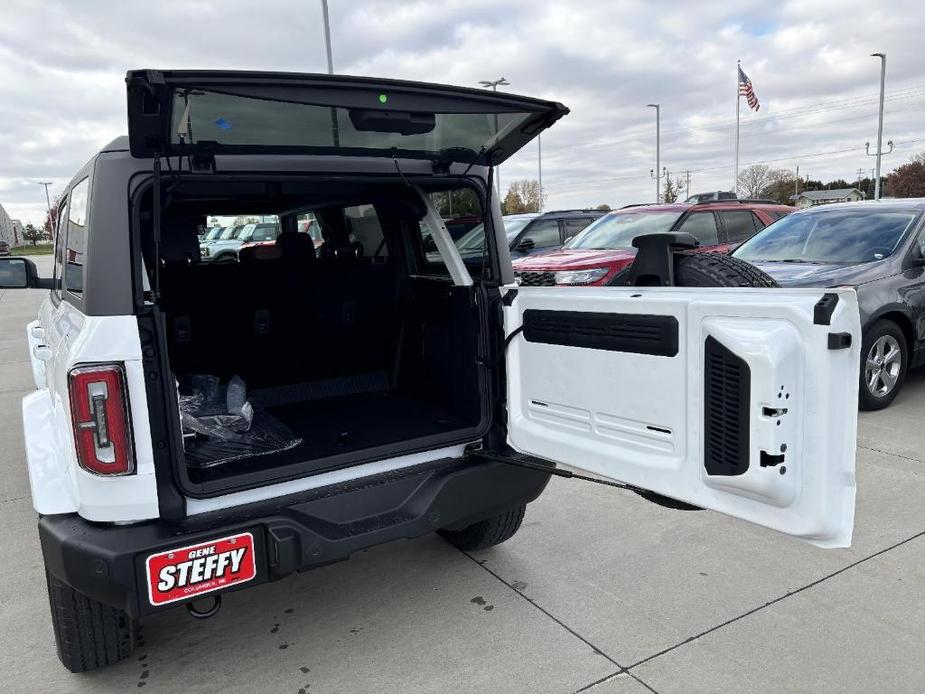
0;70;861;673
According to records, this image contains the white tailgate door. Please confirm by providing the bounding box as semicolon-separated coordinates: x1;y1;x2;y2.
505;285;860;548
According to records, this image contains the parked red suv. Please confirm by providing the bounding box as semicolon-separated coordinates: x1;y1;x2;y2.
513;199;793;286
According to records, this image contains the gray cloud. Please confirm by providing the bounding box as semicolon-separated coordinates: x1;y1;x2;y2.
1;0;922;223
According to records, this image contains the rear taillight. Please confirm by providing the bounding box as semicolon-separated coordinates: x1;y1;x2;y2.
68;364;135;476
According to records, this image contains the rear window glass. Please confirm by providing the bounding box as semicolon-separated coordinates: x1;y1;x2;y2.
171;90;535;160
65;178;89;294
345;205;387;258
736;210;919;264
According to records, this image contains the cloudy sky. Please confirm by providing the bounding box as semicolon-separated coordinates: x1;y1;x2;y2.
1;0;923;225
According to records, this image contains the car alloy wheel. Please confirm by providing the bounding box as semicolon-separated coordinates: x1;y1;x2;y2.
865;334;902;398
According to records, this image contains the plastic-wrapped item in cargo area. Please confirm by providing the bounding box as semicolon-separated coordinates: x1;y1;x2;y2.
178;374;302;468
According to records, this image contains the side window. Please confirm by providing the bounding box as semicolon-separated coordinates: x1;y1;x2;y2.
52;196;69;296
517;219;561;250
677;212;719;245
344;205;387;258
65;177;89;294
718;210;760;243
564;218;593;243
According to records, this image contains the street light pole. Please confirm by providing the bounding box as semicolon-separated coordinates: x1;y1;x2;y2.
37;181;53;235
321;0;334;74
871;53;886;200
537;133;543;212
479;77;510;200
647;104;660;203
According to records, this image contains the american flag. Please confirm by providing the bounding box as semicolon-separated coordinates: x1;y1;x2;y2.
738;66;760;111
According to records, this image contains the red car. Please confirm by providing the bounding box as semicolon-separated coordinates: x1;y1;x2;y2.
513;199;793;286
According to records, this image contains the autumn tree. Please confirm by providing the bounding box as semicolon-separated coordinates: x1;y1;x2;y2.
887;153;925;198
760;168;796;204
22;223;46;246
502;180;544;213
595;204;611;211
662;176;681;203
736;164;772;198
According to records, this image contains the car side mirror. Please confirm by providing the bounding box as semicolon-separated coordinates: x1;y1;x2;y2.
0;257;53;289
516;238;536;251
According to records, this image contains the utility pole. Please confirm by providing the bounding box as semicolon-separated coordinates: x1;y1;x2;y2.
684;170;691;200
537;134;543;212
647;104;660;203
479;77;510;200
794;165;799;200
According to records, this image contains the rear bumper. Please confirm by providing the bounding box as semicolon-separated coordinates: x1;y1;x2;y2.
39;455;549;617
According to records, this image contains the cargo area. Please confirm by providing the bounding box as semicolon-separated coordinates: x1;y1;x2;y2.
140;178;490;495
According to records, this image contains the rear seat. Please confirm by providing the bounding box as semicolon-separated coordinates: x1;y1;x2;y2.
159;211;401;391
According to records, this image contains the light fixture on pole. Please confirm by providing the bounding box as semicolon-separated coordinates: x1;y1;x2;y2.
646;104;660;203
479;78;510;199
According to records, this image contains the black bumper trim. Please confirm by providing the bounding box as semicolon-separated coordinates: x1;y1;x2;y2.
39;456;549;617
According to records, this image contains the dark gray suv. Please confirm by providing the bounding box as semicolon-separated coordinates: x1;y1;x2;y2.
734;199;925;409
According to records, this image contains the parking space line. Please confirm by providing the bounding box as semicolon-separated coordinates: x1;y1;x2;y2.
460;550;661;694
623;528;925;671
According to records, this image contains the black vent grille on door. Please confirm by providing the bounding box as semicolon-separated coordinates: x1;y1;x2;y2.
704;336;750;476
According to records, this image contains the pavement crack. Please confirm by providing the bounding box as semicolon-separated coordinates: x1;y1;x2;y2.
0;495;30;505
625;528;925;671
857;443;925;465
460;549;626;671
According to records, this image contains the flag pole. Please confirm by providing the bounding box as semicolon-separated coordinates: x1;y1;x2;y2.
734;59;740;195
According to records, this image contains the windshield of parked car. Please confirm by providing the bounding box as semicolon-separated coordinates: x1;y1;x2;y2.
236;224;257;242
565;211;680;249
219;225;241;240
734;209;919;264
205;227;225;241
454;217;535;251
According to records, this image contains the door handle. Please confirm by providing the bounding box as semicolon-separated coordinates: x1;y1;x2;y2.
32;345;53;362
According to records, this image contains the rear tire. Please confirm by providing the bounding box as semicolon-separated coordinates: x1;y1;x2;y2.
438;505;526;551
858;319;907;411
46;571;138;673
609;252;779;289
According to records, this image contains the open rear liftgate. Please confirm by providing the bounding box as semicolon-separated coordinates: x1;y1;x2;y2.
492;232;856;518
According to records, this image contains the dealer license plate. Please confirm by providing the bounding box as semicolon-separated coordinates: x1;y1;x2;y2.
145;532;257;606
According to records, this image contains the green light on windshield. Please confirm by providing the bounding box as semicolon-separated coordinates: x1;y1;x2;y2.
378;93;388;104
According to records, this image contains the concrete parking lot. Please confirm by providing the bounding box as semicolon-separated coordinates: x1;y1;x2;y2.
1;255;923;693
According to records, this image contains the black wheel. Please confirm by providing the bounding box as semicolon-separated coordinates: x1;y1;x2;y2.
438;505;526;551
609;252;779;289
212;253;237;264
859;319;907;411
46;571;138;673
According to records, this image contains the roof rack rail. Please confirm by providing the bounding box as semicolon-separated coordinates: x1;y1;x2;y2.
540;208;607;214
618;203;656;209
691;198;780;206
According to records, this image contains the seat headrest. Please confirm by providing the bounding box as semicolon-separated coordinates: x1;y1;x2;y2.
159;215;203;264
276;231;316;264
239;244;282;264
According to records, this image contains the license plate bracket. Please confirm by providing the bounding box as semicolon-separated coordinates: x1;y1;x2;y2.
145;531;257;607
